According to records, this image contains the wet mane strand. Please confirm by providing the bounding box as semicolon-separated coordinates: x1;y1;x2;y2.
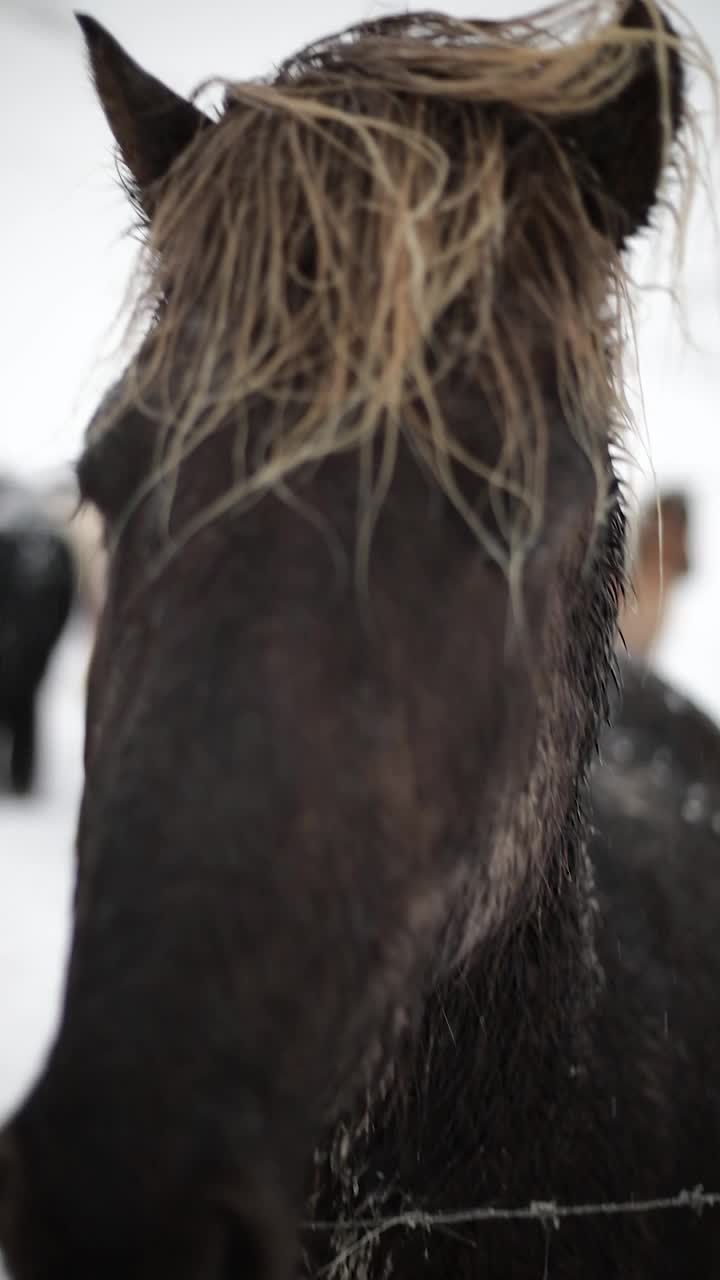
104;1;707;574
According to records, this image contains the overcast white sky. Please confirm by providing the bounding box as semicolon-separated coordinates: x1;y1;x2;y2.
1;0;719;709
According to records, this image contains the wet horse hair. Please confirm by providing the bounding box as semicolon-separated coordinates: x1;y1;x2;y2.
0;4;718;1279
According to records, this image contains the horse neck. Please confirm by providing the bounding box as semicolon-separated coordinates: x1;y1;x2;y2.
433;799;599;1095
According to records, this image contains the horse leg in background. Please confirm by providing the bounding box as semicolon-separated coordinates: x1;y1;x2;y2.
9;695;36;796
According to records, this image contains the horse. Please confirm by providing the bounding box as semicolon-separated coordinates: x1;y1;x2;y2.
0;3;718;1277
620;489;691;657
0;473;75;794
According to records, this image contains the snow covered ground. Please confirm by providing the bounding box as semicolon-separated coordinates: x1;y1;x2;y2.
0;5;719;1270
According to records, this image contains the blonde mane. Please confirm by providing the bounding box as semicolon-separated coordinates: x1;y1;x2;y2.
104;1;708;574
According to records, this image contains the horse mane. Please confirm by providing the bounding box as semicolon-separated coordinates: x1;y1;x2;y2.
106;1;706;571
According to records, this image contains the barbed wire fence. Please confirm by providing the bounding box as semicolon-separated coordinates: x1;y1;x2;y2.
305;1186;720;1277
307;1184;720;1234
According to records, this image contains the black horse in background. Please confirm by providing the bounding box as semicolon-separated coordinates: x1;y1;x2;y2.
0;474;75;794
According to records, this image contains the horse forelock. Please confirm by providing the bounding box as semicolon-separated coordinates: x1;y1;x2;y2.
88;0;704;578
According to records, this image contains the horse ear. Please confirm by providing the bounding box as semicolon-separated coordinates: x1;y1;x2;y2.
76;13;211;213
555;0;684;247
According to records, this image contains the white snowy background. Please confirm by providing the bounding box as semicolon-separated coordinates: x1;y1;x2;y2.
0;0;718;1240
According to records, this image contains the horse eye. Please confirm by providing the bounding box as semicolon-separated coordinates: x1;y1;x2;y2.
76;408;153;527
75;442;119;525
75;447;100;511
